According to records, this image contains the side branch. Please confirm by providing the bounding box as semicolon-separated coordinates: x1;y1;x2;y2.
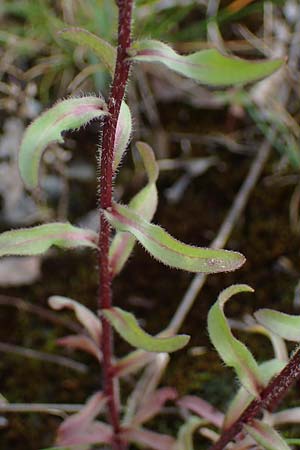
209;348;300;450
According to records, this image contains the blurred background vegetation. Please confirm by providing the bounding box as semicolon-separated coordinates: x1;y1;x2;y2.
1;0;300;449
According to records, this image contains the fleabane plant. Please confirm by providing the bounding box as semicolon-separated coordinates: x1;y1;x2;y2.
4;1;286;449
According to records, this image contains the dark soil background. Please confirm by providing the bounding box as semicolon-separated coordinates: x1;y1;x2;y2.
1;0;300;448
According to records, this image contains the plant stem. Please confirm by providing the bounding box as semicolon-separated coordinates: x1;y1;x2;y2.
98;1;133;448
209;348;300;450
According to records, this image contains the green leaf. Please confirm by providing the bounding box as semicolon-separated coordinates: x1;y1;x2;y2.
103;307;190;353
0;223;97;257
244;420;291;450
109;142;158;276
59;27;116;76
131;142;159;186
208;285;263;396
19;96;108;189
175;416;203;450
255;309;300;342
113;101;132;171
129;40;284;86
105;202;245;273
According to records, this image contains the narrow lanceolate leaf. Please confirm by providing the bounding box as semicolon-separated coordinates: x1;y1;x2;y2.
103;307;190;353
255;309;300;342
110;142;158;276
58;392;106;437
113;349;157;377
208;285;263;396
0;223;97;257
273;408;300;427
59;27;116;76
48;296;101;345
130;142;159;191
178;396;224;428
124;428;175;450
129;40;284;86
105;202;245;273
132;388;177;426
57;392;111;447
175;416;203;450
57;334;102;362
113;102;132;172
19;96;108;188
244;420;291;450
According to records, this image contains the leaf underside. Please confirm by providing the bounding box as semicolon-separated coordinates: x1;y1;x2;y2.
0;223;97;257
19;96;108;188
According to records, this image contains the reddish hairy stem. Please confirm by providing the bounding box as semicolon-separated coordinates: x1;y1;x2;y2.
209;348;300;450
98;1;133;449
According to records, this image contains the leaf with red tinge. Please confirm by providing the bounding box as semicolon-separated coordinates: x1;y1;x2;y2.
57;421;112;447
103;307;190;353
59;392;106;432
57;334;101;362
129;40;284;86
255;309;300;342
105;202;245;273
110;142;158;276
113;349;157;377
132;387;177;426
0;223;97;258
48;295;101;345
178;396;224;428
208;285;263;396
56;391;111;446
19;96;108;188
244;419;291;450
123;428;175;450
273;407;300;427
